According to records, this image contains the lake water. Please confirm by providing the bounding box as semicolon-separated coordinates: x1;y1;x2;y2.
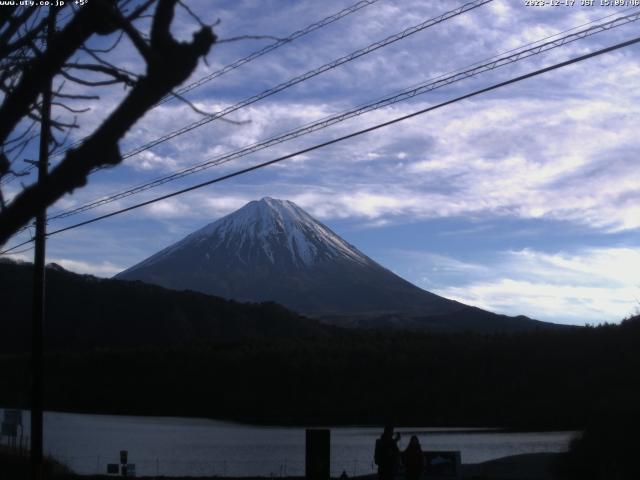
0;408;576;477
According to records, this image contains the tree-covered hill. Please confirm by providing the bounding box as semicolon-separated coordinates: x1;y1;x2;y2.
1;315;638;428
0;259;329;353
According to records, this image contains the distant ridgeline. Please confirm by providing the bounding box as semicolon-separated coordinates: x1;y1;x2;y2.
2;259;640;428
2;255;555;356
0;259;329;353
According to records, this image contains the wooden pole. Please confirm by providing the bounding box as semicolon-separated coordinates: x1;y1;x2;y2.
31;7;55;480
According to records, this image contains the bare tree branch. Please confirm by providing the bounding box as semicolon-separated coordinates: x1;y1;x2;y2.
0;7;37;50
2;118;38;146
51;102;91;114
0;6;18;33
53;92;100;100
103;1;154;63
178;0;207;29
0;13;48;58
63;62;138;86
169;91;251;125
0;3;109;145
82;30;125;54
125;0;157;22
0;0;216;245
60;69;128;87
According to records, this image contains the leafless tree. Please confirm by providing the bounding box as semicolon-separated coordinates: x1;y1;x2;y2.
0;0;216;246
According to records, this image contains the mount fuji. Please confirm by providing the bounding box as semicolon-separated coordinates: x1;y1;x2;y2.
116;198;548;331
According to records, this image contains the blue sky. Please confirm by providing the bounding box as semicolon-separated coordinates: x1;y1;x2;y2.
4;0;640;325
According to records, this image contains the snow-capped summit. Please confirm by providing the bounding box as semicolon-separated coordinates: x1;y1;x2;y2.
116;198;465;317
127;198;371;273
191;197;370;267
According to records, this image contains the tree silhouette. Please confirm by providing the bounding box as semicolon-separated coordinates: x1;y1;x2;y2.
0;0;216;246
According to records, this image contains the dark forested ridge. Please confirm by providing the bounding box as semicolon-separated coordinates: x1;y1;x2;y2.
2;258;638;429
1;314;638;429
319;307;554;333
0;259;329;353
0;259;556;355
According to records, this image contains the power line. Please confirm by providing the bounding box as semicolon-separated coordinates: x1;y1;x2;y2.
161;0;382;104
115;0;494;160
54;0;382;156
392;4;640;97
3;32;638;255
0;164;36;186
34;0;493;215
1;244;34;256
2;238;41;255
4;1;377;187
47;9;640;221
0;4;94;187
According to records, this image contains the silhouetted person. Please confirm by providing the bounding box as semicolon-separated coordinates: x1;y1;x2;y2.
340;470;349;479
374;426;400;480
402;435;424;480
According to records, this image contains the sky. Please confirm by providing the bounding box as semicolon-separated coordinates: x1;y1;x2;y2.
3;0;640;325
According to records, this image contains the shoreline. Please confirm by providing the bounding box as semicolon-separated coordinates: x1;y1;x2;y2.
1;451;564;480
0;405;582;433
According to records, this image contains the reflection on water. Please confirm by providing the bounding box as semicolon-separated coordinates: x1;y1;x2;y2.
0;408;576;477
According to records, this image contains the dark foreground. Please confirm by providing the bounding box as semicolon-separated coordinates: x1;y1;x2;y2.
5;416;640;480
3;448;640;480
0;451;563;480
3;316;640;428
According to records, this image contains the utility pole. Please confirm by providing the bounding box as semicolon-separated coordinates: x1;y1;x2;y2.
31;7;55;480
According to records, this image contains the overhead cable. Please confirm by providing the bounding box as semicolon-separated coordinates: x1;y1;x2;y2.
116;0;494;160
3;32;639;255
48;9;640;221
54;0;382;155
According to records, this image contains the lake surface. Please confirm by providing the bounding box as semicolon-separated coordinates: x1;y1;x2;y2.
0;408;576;477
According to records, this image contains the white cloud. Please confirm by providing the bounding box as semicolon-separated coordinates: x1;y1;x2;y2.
1;253;122;278
279;80;640;231
51;258;124;277
145;198;191;219
395;250;488;275
434;247;640;324
128;151;180;172
143;193;253;220
439;279;638;325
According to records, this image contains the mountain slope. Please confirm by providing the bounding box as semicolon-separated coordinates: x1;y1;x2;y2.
0;259;328;353
116;197;467;318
